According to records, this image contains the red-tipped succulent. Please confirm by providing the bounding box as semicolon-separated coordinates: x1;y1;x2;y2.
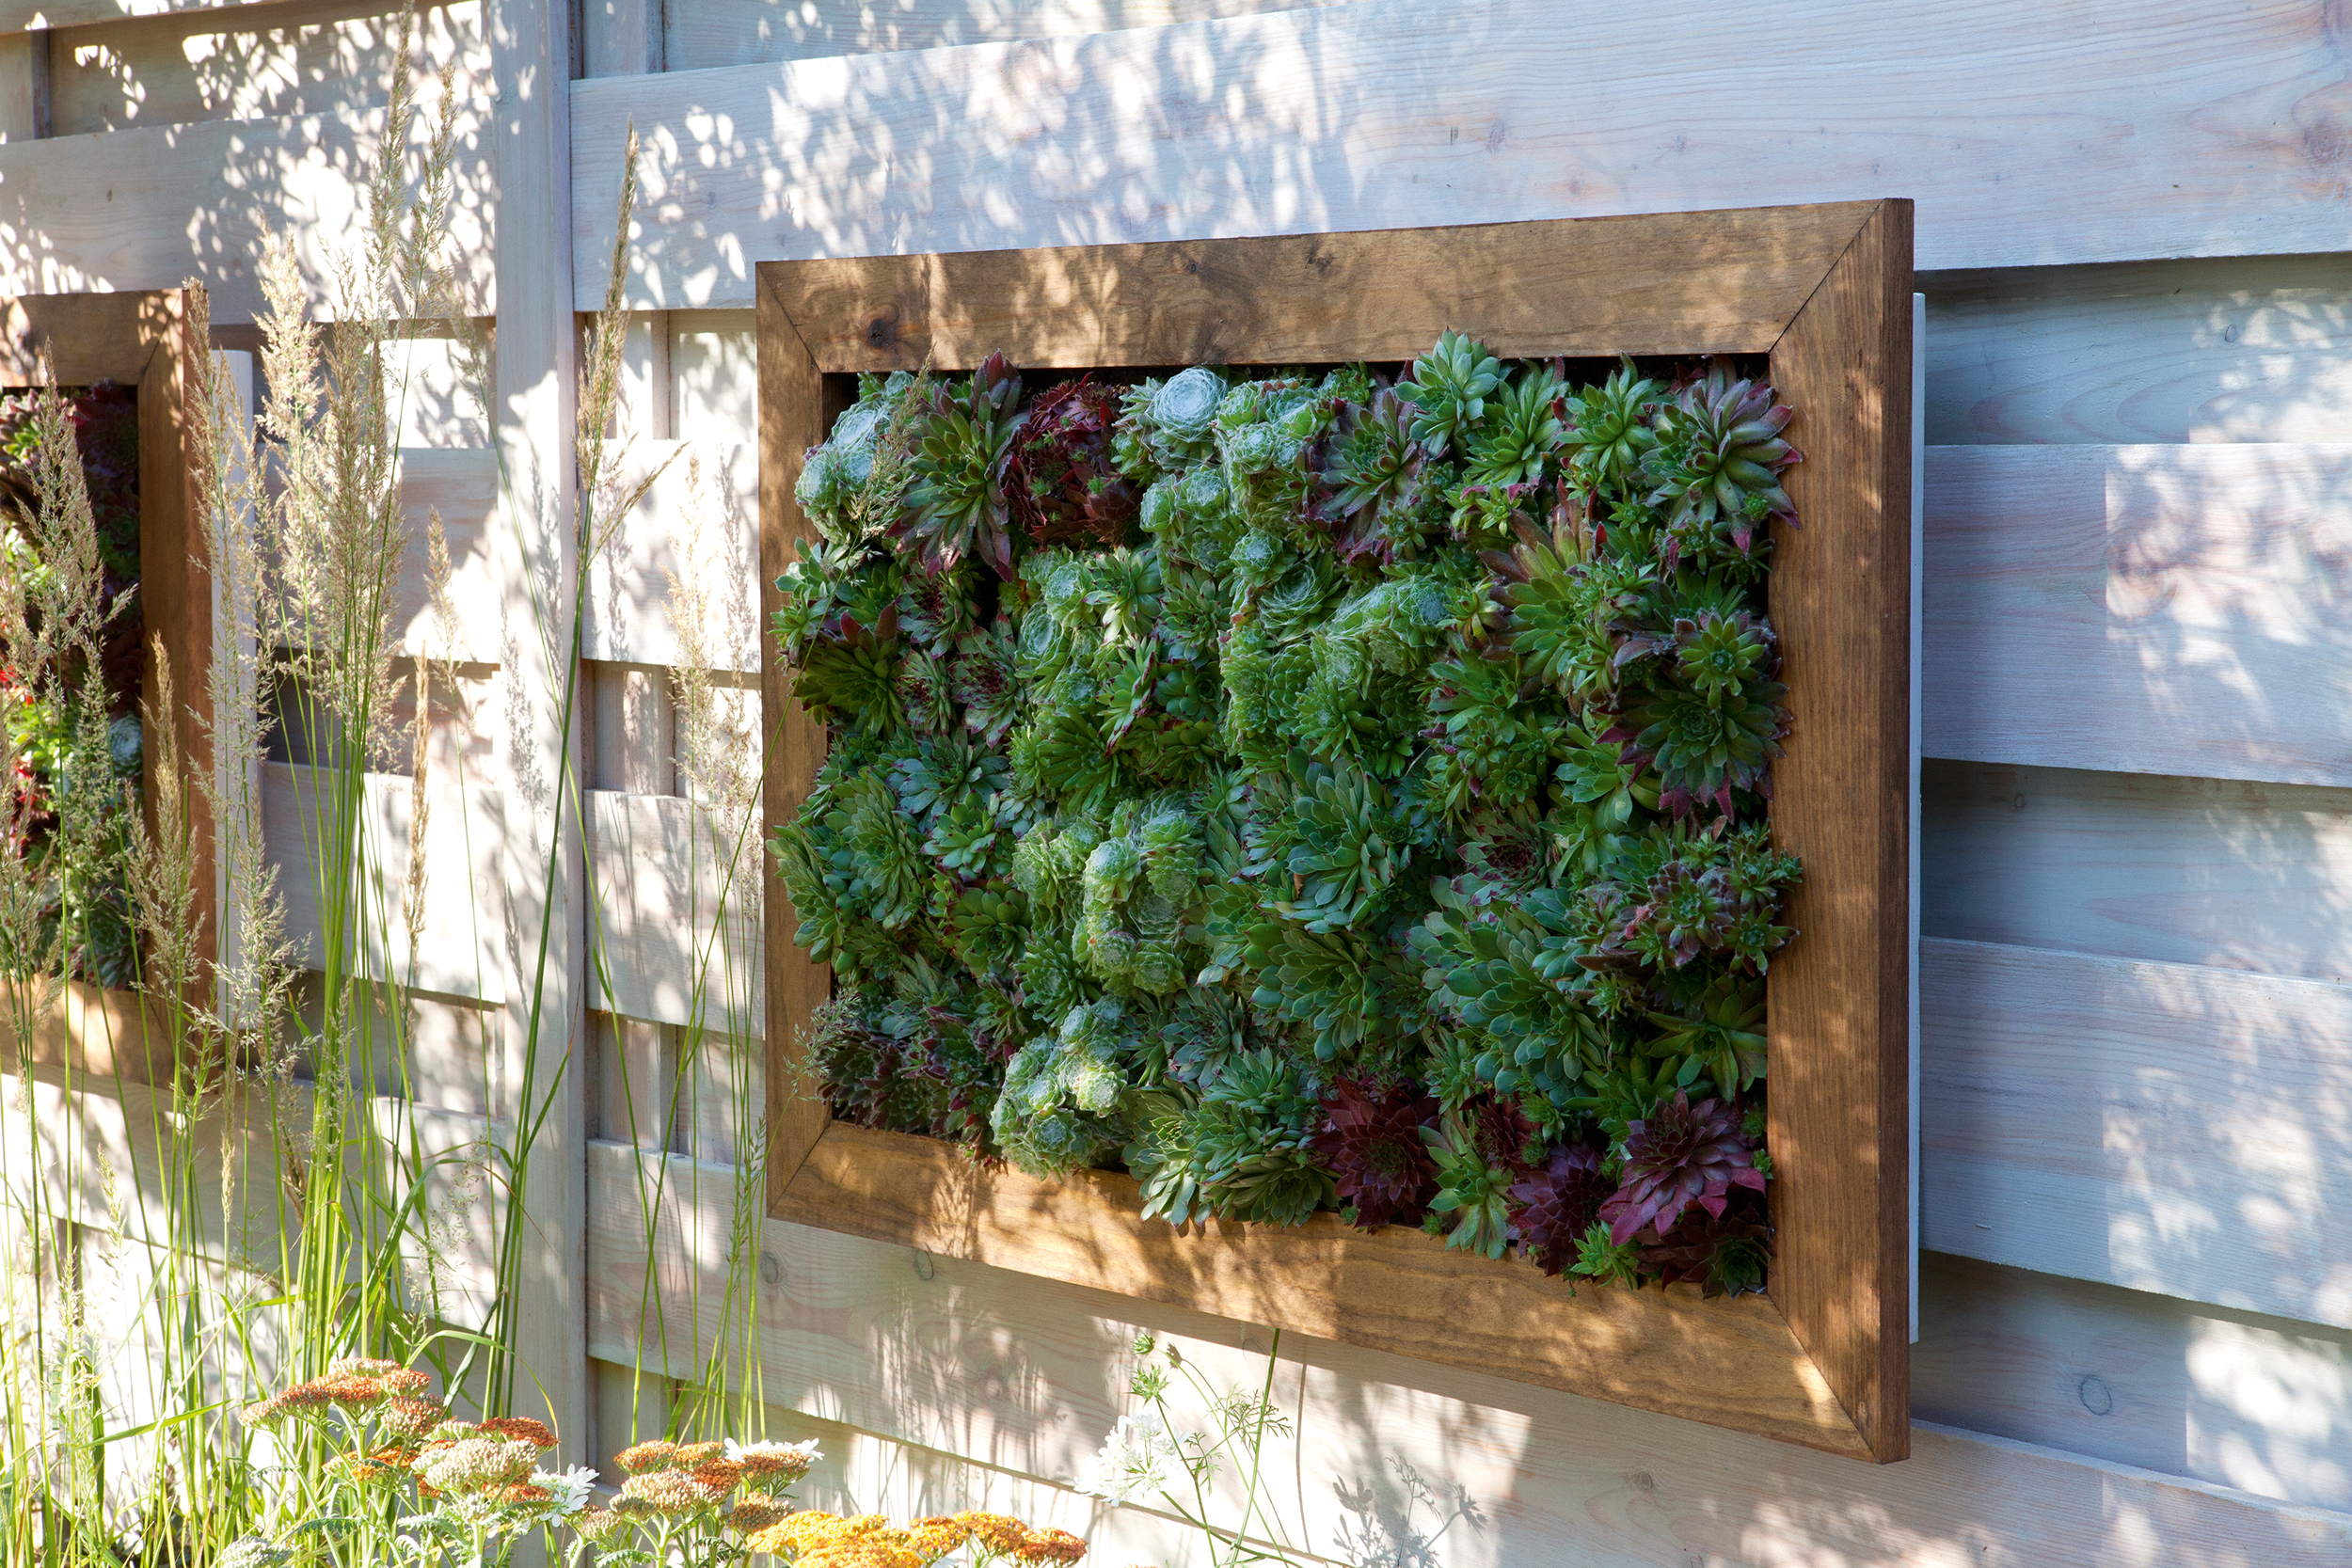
1508;1142;1613;1277
1637;1182;1772;1295
1311;1078;1439;1229
1004;379;1139;550
1597;1089;1766;1245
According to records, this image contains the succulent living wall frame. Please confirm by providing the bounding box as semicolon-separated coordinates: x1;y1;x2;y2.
0;289;215;1082
757;202;1913;1461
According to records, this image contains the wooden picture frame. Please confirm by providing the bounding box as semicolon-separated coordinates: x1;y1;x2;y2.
757;203;1913;1461
0;289;215;1084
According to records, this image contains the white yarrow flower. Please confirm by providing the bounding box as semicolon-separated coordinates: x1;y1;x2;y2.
1076;1411;1182;1504
534;1465;597;1518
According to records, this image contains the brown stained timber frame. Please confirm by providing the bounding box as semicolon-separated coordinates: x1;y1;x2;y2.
757;203;1913;1461
0;290;215;1084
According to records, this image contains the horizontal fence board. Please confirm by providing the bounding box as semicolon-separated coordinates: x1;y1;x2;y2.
0;1062;293;1257
46;0;485;138
1915;1253;2352;1513
0;100;492;323
579;0;2352;310
0;1;314;25
585;788;763;1033
586;1140;2352;1565
1921;938;2352;1330
265;761;505;1003
1920;761;2352;986
395;445;501;664
1922;443;2352;787
660;0;1344;74
584;438;761;673
0;1067;501;1321
1923;254;2352;447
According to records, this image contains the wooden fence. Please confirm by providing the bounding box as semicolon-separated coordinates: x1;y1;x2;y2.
0;0;2347;1561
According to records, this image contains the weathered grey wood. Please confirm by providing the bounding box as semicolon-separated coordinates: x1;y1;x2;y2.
588;1141;2352;1565
0;29;47;137
393;446;501;664
1920;762;2352;986
0;0;321;25
262;762;505;1003
1923;254;2352;447
1922;937;2352;1331
583;438;760;673
0;102;493;322
577;0;2352;309
1915;1253;2352;1513
485;0;587;1468
584;788;763;1035
663;0;1343;72
1922;443;2352;787
44;0;483;136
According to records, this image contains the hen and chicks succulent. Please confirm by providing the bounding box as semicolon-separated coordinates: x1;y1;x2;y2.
774;341;1802;1294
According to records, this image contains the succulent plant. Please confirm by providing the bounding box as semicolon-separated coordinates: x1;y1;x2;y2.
1397;331;1503;459
1641;359;1800;561
1419;1113;1518;1259
1560;357;1661;493
1597;1089;1767;1245
898;352;1025;577
1311;1078;1439;1229
1006;379;1140;550
1462;359;1567;489
771;336;1804;1267
1638;1183;1772;1295
1508;1142;1613;1277
1314;387;1430;562
1613;667;1789;819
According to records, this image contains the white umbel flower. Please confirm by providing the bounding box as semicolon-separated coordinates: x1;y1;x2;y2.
1075;1410;1183;1504
534;1465;597;1518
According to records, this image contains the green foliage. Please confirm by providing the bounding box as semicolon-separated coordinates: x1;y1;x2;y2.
774;341;1806;1291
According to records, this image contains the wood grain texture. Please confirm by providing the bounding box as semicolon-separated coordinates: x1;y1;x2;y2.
485;0;588;1465
0;30;48;139
136;285;216;1030
1923;443;2352;787
0;0;319;25
0;979;169;1081
1915;1253;2352;1513
583;438;760;673
585;788;763;1035
759;205;1871;371
0;102;493;323
263;761;504;1003
780;1122;1868;1458
1923;254;2352;447
756;271;833;1206
393;445;501;664
1920;761;2352;986
590;1140;2352;1565
1765;198;1914;1461
663;0;1343;73
578;0;2352;310
46;0;483;137
1921;938;2352;1331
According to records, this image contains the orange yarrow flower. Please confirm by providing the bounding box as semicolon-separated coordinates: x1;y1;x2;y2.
958;1513;1028;1555
476;1417;557;1449
1016;1527;1087;1565
616;1439;681;1474
904;1515;971;1561
726;1493;787;1535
